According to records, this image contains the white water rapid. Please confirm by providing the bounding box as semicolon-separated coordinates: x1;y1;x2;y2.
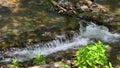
0;21;120;63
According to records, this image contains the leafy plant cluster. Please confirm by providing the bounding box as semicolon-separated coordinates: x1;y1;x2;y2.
10;54;46;67
33;55;46;65
10;59;19;68
74;41;113;68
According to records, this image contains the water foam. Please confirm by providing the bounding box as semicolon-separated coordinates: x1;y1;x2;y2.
0;33;90;62
80;21;120;43
0;21;120;63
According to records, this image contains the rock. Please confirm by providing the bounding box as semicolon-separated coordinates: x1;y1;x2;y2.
28;66;41;68
80;5;89;11
86;0;93;7
29;62;70;68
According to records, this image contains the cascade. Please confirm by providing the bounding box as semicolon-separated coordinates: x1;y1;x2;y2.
79;21;120;43
0;21;120;63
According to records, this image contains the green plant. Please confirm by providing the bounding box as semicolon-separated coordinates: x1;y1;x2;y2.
74;41;113;68
33;55;46;65
10;59;19;68
59;62;70;68
104;62;113;68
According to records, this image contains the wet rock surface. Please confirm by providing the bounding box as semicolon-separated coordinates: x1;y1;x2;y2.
50;0;120;32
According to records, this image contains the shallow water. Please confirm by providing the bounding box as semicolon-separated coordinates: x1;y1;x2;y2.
0;21;120;63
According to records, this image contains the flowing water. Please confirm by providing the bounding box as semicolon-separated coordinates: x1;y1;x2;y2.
0;21;120;63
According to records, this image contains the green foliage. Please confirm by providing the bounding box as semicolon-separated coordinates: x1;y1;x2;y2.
59;62;70;68
10;59;19;68
33;55;46;65
74;41;113;68
104;62;113;68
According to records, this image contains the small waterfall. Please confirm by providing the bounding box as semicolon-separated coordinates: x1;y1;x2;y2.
0;33;91;62
79;21;120;43
0;21;120;63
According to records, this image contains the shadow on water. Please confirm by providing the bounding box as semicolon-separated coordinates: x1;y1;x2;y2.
0;5;12;28
0;5;11;15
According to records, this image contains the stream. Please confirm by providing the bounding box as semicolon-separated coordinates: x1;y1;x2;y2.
0;20;120;63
